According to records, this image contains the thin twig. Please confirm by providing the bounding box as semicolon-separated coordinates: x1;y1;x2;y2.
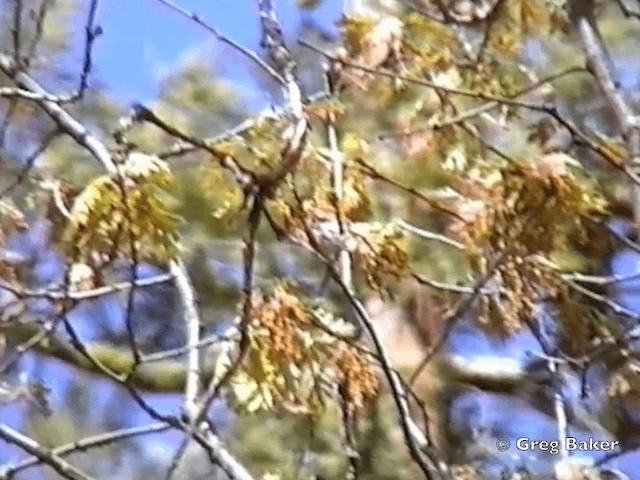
71;0;101;101
12;0;23;65
0;317;58;373
377;66;587;139
155;0;284;86
0;273;173;301
26;0;50;60
112;161;144;365
0;127;60;199
395;219;465;250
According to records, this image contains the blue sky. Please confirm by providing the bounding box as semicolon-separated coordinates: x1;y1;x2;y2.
95;0;341;104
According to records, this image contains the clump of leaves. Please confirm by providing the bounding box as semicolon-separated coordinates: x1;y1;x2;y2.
479;0;555;57
477;251;557;334
350;222;409;292
335;342;379;416
336;13;404;90
227;285;379;417
63;153;180;263
450;152;606;334
555;290;601;354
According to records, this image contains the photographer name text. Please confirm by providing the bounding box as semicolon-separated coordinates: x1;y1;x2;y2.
515;437;618;455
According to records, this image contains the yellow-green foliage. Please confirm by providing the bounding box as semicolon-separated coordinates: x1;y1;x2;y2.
64;153;180;262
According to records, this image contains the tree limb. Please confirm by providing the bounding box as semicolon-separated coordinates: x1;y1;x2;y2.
0;425;97;480
568;0;640;235
1;423;169;477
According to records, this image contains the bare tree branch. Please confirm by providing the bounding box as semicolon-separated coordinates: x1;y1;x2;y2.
171;259;202;421
324;63;353;291
568;0;640;236
0;425;97;480
1;423;169;477
0;54;117;174
0;273;173;301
